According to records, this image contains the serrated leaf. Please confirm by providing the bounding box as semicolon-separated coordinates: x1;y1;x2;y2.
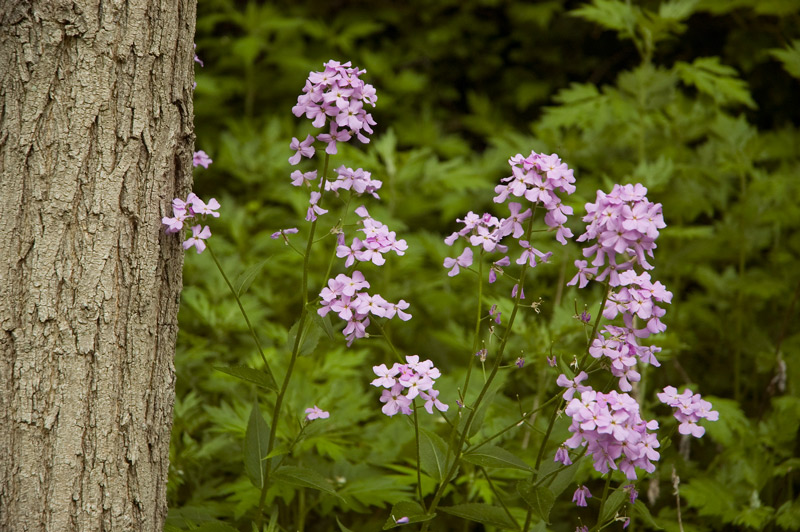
382;501;435;529
676;57;756;108
439;503;517;530
658;0;697;20
463;445;532;471
419;428;448;482
776;499;800;531
769;40;800;79
632;500;662;529
234;257;273;296
273;465;338;496
599;488;628;523
244;401;270;489
517;481;555;523
215;365;278;392
570;0;637;37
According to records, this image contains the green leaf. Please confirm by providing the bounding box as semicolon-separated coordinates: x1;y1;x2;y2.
244;401;270;489
676;56;756;108
632;500;662;529
769;39;800;79
273;465;337;496
776;499;800;531
468;376;505;437
599;488;628;523
418;428;448;482
215;365;278;392
312;311;335;341
234;257;273;296
658;0;698;21
336;517;355;532
287;316;323;357
570;0;637;38
195;522;240;532
517;481;555;523
439;503;517;530
462;445;532;471
382;501;435;529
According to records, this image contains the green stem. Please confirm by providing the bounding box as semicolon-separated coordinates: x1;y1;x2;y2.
421;215;537;532
413;401;427;512
523;279;610;530
462;252;485;395
375;321;404;363
256;153;330;526
207;242;276;388
592;473;614;532
578;279;611;370
480;467;520;531
467;392;560;454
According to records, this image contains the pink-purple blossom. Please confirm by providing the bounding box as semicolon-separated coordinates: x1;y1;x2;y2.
574;183;665;284
572;485;592;507
372;356;447;417
193;150;213;168
657;386;719;437
291;60;377;153
163;193;220;253
305;405;330;420
563;389;660;480
182;225;212;254
289;135;316;165
318;272;411;346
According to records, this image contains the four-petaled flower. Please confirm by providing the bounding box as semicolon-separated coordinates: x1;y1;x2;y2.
305;405;330;420
193;150;213;168
182;225;211;253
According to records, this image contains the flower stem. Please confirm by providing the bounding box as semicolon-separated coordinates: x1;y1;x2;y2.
592;473;614;531
413;401;427;512
421;215;537;532
207;242;277;389
256;153;330;526
462;252;485;396
480;466;520;531
578;279;611;370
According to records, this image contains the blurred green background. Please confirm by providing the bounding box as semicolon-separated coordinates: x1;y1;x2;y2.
168;0;800;530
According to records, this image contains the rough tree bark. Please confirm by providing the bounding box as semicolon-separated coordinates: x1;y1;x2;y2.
0;1;195;530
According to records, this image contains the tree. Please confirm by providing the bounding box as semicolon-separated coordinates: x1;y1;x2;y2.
0;1;196;530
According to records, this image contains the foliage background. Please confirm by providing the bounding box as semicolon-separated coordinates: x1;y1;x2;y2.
168;0;800;530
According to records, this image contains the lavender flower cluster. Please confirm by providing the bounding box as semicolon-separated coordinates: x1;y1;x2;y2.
559;182;717;483
371;356;448;416
162;192;220;253
337;206;408;267
444;151;578;294
575;183;666;282
657;386;720;437
291;60;377;157
317;271;410;347
563;389;661;480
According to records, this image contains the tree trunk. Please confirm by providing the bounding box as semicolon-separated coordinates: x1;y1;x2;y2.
0;1;195;530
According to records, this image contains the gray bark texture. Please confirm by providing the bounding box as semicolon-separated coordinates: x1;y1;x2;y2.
0;1;196;530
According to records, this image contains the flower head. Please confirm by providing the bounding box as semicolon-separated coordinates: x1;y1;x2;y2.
193;150;213;168
305;406;330;421
572;485;592;507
